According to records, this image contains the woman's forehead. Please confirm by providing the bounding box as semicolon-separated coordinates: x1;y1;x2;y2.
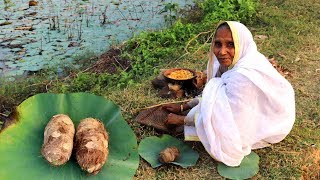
215;27;233;40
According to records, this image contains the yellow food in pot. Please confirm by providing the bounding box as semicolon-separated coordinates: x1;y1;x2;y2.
167;69;193;80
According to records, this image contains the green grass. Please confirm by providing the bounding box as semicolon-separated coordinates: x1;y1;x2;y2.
1;0;319;179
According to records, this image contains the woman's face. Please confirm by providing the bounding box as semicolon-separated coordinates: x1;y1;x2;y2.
213;26;235;67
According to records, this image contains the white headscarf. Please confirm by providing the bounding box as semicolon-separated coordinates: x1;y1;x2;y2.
184;21;295;166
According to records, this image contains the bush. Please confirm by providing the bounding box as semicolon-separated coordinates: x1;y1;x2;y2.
199;0;257;24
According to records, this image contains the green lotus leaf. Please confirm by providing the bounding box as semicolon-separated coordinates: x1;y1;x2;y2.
217;151;260;179
138;134;199;168
0;93;139;179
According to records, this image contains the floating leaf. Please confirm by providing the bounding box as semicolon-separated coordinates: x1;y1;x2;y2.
217;151;260;179
0;93;139;179
138;134;199;168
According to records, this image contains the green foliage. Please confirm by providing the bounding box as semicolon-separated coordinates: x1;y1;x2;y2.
198;0;257;25
120;0;257;86
123;21;198;79
160;2;179;26
0;76;48;114
66;72;118;93
69;73;99;92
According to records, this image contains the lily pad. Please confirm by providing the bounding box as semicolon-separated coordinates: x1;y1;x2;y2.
217;151;260;179
138;134;199;168
0;93;139;179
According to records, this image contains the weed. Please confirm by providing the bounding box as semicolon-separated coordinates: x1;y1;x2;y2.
160;2;179;26
3;0;15;11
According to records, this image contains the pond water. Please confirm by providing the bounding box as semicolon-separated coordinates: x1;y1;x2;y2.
0;0;193;78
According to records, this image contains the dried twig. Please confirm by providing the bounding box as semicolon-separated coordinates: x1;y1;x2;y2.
165;52;189;68
45;80;53;91
140;99;192;110
166;30;214;68
113;56;125;70
274;150;300;155
24;82;48;88
0;113;8;117
192;31;214;54
184;30;213;54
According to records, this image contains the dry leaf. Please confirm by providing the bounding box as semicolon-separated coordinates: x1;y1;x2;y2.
254;35;268;40
267;57;292;78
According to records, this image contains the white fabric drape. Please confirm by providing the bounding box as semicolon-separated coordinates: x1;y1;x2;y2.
184;21;295;166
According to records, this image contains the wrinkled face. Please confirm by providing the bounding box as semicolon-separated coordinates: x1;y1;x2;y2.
213;26;235;67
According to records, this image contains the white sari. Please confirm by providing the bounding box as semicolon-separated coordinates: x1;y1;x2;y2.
184;21;295;166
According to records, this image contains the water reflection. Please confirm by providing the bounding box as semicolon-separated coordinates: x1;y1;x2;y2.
0;0;193;77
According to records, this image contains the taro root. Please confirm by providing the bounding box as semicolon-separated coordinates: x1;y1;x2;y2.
75;118;109;175
41;114;75;166
159;146;180;163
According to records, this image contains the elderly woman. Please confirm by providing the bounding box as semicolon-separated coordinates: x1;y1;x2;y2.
162;21;295;166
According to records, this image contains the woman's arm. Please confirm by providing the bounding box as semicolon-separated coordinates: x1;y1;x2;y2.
162;98;199;113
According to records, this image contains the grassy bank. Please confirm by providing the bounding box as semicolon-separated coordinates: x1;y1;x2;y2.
1;0;319;178
253;0;320;178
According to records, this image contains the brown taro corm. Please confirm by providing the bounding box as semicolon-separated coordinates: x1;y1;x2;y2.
75;118;109;175
159;146;180;163
41;114;75;166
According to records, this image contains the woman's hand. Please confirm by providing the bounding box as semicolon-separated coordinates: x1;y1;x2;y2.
165;113;185;126
162;104;181;114
162;103;191;114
